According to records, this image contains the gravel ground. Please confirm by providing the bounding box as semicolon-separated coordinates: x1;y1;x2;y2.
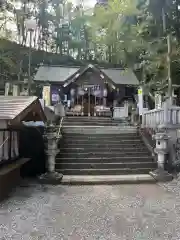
159;174;180;195
0;180;180;240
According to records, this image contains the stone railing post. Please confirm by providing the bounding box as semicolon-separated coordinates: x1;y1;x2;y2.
39;123;63;184
141;111;145;128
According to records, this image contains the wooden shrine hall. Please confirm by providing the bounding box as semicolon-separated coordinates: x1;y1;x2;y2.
34;64;139;117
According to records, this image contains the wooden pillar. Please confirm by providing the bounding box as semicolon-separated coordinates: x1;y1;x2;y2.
81;95;84;116
94;95;96;116
113;99;117;107
88;87;90;117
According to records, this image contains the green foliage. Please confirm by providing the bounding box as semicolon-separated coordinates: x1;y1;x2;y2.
1;0;180;99
140;0;180;92
0;38;81;75
87;0;180;98
89;0;145;64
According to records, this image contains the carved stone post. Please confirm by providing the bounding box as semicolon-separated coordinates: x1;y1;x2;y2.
150;128;173;181
39;123;63;184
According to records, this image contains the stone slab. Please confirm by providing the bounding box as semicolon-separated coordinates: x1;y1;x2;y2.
61;174;156;185
38;172;63;185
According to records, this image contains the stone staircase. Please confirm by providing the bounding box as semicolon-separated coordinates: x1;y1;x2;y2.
55;116;157;184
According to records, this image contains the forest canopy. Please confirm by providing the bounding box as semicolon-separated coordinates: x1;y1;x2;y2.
0;0;180;98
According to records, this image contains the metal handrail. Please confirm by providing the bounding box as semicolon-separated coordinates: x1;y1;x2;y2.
57;117;64;138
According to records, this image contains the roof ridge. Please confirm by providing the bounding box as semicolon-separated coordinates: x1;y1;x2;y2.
40;65;81;68
39;64;128;70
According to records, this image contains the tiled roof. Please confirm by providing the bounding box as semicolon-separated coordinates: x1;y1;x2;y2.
0;96;38;120
34;66;79;82
34;65;139;85
101;68;139;85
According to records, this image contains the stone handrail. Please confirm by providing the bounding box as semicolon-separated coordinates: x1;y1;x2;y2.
142;106;180;129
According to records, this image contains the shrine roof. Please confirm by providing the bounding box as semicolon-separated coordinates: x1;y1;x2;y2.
101;68;139;85
34;65;79;83
34;64;139;86
0;96;46;124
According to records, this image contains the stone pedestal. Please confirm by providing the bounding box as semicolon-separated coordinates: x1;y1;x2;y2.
39;124;63;184
150;168;173;182
150;130;173;182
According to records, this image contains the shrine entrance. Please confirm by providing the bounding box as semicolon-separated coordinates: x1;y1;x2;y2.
83;98;94;116
63;65;118;117
74;85;107;116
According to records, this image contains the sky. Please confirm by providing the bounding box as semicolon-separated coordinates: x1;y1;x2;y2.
14;0;97;9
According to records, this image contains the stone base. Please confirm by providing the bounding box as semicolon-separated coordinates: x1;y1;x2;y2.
149;168;173;182
38;172;63;185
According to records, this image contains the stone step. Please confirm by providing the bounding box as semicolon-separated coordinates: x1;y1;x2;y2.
56;168;155;175
62;141;142;147
62;126;136;129
63;118;129;122
62;134;140;139
56;162;157;170
61;143;143;148
62;132;140;138
56;156;153;163
62;133;140;139
63;122;128;126
62;126;137;134
63;122;129;126
62;139;141;144
64;117;119;121
62;138;141;143
57;152;151;158
61;174;156;184
63;119;123;122
60;147;148;153
63;117;129;123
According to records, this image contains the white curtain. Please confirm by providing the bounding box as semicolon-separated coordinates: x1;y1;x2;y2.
11;132;19;159
14;132;19;157
0;131;19;162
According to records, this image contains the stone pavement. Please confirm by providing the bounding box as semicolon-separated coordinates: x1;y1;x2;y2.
0;180;180;240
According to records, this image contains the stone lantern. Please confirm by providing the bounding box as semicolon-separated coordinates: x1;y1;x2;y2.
150;128;173;181
39;123;63;184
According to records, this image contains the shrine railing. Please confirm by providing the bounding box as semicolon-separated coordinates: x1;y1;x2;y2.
142;106;180;130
